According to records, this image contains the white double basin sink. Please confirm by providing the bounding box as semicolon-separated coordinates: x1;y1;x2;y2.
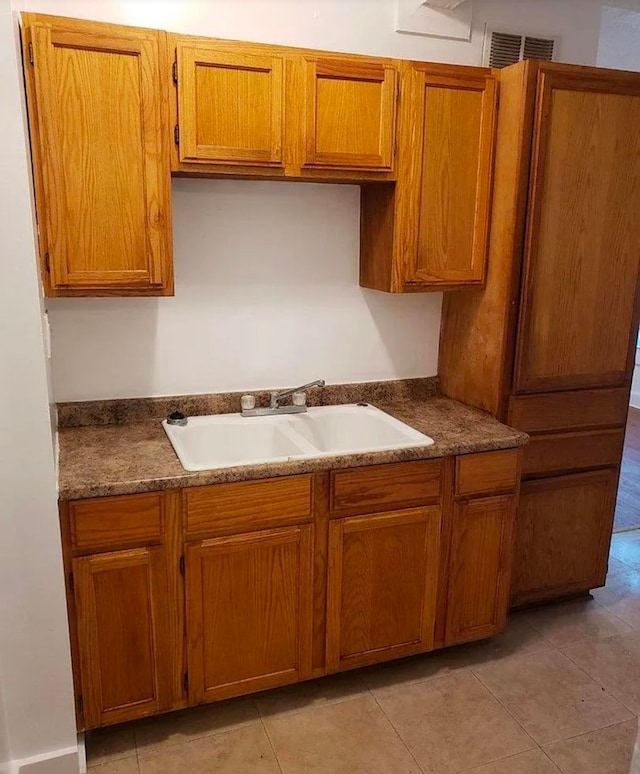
163;403;434;472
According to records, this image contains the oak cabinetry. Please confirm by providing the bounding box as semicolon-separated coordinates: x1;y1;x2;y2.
299;55;397;171
186;526;314;703
21;15;173;297
62;492;183;729
175;41;285;168
360;64;498;292
61;450;522;730
445;496;516;645
326;507;441;671
512;470;619;606
439;61;640;606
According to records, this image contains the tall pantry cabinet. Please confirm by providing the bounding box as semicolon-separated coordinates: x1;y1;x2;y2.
439;61;640;607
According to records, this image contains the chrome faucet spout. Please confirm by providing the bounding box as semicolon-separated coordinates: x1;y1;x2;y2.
270;379;326;409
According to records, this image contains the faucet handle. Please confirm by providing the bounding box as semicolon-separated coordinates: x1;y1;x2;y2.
269;391;280;409
241;394;256;411
292;391;307;407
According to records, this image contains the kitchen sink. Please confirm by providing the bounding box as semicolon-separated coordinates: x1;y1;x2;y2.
163;403;434;472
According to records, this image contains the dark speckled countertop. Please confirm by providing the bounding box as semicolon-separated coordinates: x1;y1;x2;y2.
57;384;528;500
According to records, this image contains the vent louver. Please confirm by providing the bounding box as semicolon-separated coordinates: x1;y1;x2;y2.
483;29;556;69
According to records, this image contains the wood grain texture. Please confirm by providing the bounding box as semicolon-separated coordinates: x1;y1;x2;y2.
326;507;440;671
408;69;497;287
186;525;313;703
512;468;620;606
359;62;498;293
74;546;174;728
514;65;640;393
445;495;517;645
311;472;331;676
522;429;626;479
438;62;537;414
455;450;520;498
22;14;173;297
508;388;630;434
70;492;163;553
184;475;312;538
330;460;442;515
300;55;397;170
177;42;284;166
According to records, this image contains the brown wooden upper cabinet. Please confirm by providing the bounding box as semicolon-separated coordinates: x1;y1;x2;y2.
299;55;397;171
360;63;498;292
514;64;640;393
175;41;285;168
21;15;173;297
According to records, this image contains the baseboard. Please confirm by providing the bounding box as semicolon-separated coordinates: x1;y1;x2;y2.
630;390;640;409
9;747;78;774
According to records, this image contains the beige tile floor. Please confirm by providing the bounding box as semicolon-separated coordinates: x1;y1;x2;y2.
86;531;640;774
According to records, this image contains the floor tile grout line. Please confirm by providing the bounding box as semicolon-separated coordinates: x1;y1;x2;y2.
472;646;637;748
367;689;429;774
556;642;640;719
258;714;286;774
457;744;556;773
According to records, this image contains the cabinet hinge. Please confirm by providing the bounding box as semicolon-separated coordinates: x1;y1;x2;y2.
28;41;34;66
44;251;50;273
183;672;189;693
174;124;179;146
172;59;178;84
68;571;74;591
179;555;185;576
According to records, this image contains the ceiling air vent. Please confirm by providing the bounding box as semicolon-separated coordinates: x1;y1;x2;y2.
483;28;557;69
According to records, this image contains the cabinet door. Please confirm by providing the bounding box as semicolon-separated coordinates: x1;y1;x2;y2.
512;469;619;606
186;526;313;703
301;56;397;170
24;16;172;296
446;496;516;646
403;68;497;287
326;507;440;672
176;43;284;167
514;65;640;393
73;547;173;728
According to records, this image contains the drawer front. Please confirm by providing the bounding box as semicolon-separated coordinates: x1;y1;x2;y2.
455;450;520;498
522;429;625;478
508;388;629;434
70;492;163;553
185;475;312;538
330;460;442;515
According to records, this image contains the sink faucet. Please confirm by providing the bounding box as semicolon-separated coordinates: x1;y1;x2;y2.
241;379;325;417
270;379;326;409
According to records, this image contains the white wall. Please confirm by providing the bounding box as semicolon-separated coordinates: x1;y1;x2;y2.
20;0;607;402
0;1;78;771
598;2;640;69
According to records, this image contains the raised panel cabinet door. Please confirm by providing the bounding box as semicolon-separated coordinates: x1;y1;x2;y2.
23;16;172;296
73;547;173;728
445;496;516;646
403;68;498;287
512;469;619;606
514;64;640;393
326;507;441;672
176;43;284;166
301;56;397;170
186;526;313;703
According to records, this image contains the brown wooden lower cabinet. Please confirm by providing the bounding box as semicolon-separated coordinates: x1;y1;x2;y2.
73;547;174;728
62;450;523;730
512;468;619;607
445;495;516;645
326;507;441;672
186;525;314;703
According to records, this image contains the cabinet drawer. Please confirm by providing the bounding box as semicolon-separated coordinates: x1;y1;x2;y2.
330;461;441;514
70;493;163;553
522;429;625;478
185;475;312;538
508;388;629;434
455;450;520;498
